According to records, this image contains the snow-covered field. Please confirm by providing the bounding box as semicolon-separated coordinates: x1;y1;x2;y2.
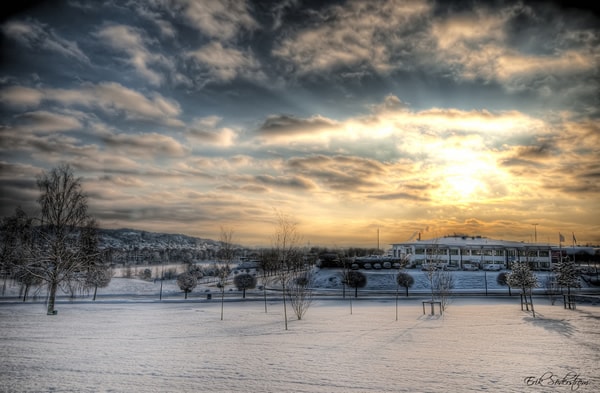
1;296;599;392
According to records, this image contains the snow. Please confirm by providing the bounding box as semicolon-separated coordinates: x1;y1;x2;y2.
1;297;599;391
1;268;599;392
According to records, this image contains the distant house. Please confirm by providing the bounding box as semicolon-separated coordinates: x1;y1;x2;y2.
391;235;554;270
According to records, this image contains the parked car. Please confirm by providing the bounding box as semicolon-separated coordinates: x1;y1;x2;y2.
483;264;504;271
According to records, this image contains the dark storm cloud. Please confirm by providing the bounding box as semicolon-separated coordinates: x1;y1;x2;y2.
287;155;387;191
257;114;338;136
368;191;430;202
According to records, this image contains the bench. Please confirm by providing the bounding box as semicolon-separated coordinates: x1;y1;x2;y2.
422;300;443;315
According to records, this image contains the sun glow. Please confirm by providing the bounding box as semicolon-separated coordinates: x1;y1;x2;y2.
442;169;487;202
429;146;499;204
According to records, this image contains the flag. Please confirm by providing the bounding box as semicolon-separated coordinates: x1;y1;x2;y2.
572;233;577;244
559;233;565;243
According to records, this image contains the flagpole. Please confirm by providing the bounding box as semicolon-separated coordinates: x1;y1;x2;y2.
559;232;562;263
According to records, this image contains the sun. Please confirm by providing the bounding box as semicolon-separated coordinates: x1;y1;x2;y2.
444;171;485;201
431;160;493;204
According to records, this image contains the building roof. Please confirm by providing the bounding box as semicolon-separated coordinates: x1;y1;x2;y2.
391;235;550;249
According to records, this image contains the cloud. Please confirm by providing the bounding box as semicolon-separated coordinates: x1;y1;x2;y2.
0;86;43;108
368;191;430;202
185;116;238;147
15;110;82;133
1;19;89;63
187;41;264;83
287;154;387;191
187;127;237;147
270;0;300;30
273;0;431;75
429;3;598;94
1;82;184;127
95;24;173;86
179;0;258;41
257;114;339;137
102;132;189;158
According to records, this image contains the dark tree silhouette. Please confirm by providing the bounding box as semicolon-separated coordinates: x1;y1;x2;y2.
497;271;512;296
1;207;33;296
396;272;414;296
233;273;257;298
177;271;197;299
345;270;367;298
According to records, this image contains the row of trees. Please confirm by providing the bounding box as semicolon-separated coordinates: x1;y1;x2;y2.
495;258;581;317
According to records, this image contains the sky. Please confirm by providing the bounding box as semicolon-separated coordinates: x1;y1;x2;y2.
1;0;599;248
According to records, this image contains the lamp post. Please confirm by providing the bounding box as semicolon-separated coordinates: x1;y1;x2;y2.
532;223;538;243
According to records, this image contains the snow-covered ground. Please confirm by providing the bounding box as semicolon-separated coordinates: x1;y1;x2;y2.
2;268;599;392
1;297;599;392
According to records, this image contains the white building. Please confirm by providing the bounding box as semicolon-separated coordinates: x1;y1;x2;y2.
391;235;555;270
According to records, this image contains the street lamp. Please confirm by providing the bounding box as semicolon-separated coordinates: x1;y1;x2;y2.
532;223;538;243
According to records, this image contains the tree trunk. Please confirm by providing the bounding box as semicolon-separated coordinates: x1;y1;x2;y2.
47;280;58;315
220;287;225;320
93;285;98;301
282;281;288;330
243;288;246;299
185;290;188;299
263;285;268;313
405;286;409;297
355;286;358;298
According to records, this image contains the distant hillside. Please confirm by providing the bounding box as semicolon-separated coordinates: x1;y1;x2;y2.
98;228;219;251
97;228;222;264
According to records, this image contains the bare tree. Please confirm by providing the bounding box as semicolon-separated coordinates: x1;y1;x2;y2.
85;267;112;301
271;211;303;330
433;269;455;311
80;219;112;301
420;239;455;310
543;274;560;305
287;271;313;320
233;273;257;298
258;248;278;313
217;226;234;320
25;165;99;315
